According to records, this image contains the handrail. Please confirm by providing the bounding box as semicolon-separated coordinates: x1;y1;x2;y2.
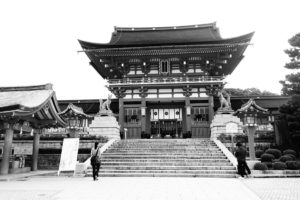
213;139;238;169
83;139;117;167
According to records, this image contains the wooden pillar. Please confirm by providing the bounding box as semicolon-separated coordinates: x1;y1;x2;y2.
0;122;14;175
208;95;214;123
185;97;191;133
31;129;41;171
119;98;124;135
141;98;146;133
247;126;256;160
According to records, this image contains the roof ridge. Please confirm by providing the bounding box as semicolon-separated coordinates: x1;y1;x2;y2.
0;83;53;92
114;22;216;32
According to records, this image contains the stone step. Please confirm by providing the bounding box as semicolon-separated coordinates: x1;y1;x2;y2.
105;148;221;153
101;155;227;159
102;153;224;156
114;141;215;145
100;162;233;166
94;173;237;178
113;142;217;145
117;139;211;142
93;169;237;174
98;166;236;170
110;145;218;150
100;158;230;162
114;141;215;143
109;145;219;148
89;139;236;178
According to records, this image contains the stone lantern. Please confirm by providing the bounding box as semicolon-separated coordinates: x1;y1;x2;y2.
235;98;268;160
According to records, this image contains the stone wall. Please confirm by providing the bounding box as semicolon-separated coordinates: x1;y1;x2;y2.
0;140;100;150
210;114;243;139
0;140;105;170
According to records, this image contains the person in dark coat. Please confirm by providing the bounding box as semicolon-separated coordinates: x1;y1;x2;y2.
90;142;101;181
235;142;251;177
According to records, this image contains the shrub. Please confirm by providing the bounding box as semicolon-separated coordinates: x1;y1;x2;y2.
141;132;150;139
279;155;294;162
254;162;268;170
262;162;273;169
261;153;275;162
286;161;300;170
183;131;192;139
265;149;282;159
285;154;296;160
273;162;287;170
283;149;297;157
255;150;264;158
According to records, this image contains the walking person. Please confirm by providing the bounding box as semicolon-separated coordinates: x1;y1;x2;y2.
90;142;101;181
235;142;251;178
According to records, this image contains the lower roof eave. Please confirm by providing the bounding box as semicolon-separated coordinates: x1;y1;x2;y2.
109;81;224;88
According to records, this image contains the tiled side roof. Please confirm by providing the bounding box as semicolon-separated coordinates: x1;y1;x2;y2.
0;84;66;128
59;103;93;119
235;98;268;114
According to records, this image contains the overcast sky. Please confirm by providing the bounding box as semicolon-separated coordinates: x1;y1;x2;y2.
1;0;299;100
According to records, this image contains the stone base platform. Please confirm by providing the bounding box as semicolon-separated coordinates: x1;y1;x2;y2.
210;113;244;139
88;116;120;140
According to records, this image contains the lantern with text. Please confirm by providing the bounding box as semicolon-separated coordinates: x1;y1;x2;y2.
141;107;146;116
186;106;191;116
268;115;275;123
59;104;93;137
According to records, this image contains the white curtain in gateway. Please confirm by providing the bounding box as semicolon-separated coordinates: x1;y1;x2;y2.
150;108;182;120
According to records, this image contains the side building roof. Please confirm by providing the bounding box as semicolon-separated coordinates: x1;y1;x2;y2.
0;84;67;128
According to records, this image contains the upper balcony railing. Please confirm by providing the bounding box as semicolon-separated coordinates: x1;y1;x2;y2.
108;76;225;85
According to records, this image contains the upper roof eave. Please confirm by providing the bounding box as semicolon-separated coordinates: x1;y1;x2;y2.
78;31;254;50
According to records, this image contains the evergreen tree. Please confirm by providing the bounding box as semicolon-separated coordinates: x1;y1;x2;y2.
278;33;300;151
225;88;277;96
280;33;300;95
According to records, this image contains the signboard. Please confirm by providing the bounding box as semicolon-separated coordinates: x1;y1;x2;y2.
226;122;238;134
58;138;79;175
14;144;33;155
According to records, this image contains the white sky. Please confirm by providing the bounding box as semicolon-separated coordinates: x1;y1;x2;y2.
1;0;299;100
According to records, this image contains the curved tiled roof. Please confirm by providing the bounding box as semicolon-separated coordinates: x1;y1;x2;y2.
59;103;93;119
0;84;67;128
235;98;268;114
78;22;226;48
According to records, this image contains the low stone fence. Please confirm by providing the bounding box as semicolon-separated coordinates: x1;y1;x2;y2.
221;141;273;152
0;140;106;170
38;154;90;170
0;140;102;151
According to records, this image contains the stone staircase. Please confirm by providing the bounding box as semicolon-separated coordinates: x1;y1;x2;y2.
86;139;237;178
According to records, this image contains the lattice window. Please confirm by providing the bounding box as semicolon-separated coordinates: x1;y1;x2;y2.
191;107;209;122
159;59;170;74
124;108;141;124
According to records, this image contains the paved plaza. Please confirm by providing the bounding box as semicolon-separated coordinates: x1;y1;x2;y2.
0;174;299;200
